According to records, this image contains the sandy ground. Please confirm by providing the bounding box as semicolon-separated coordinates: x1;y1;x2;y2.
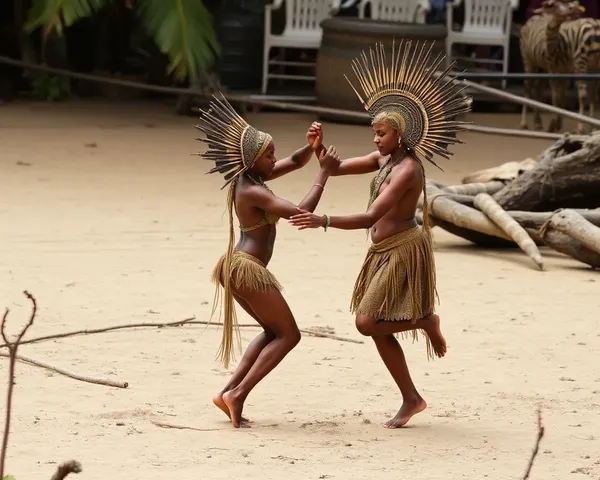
0;99;599;480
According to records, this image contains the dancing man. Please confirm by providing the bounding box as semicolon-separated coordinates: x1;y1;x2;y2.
195;94;340;428
290;41;472;428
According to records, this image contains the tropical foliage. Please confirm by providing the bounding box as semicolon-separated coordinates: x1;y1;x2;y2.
24;0;221;82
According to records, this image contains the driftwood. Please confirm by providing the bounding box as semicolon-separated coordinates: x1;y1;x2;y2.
522;408;545;480
462;158;538;184
508;209;600;229
541;209;600;254
0;352;128;388
493;133;600;211
428;217;517;247
527;228;600;268
444;181;505;196
427;188;512;241
474;193;544;270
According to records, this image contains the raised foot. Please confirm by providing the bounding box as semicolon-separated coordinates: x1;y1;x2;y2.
213;393;251;425
222;390;250;428
422;314;447;358
383;397;427;429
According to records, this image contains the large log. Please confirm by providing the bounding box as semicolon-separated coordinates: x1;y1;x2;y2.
427;188;512;242
493;132;600;211
474;193;544;270
542;209;600;254
527;228;600;269
507;209;600;229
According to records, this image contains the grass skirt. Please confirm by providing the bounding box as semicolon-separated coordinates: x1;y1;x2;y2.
211;250;282;368
350;226;438;358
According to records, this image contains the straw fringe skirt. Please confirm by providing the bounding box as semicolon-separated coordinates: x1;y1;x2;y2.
350;226;438;358
210;250;282;368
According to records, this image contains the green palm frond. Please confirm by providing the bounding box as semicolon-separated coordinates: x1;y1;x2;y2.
25;0;107;37
136;0;221;82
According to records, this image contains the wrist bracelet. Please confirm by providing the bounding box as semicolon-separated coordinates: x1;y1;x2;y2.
314;183;324;190
324;214;331;232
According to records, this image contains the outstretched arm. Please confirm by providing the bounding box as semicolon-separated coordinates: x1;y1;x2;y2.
247;167;331;219
269;143;315;180
289;164;415;230
315;145;381;176
249;145;341;219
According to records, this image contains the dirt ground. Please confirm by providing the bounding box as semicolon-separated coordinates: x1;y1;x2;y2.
0;100;599;480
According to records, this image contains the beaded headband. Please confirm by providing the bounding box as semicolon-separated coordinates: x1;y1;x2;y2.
195;93;273;188
345;40;472;169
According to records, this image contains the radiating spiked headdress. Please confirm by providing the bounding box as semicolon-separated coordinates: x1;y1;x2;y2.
345;40;472;169
195;93;273;188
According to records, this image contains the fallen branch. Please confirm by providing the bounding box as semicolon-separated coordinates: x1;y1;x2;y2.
474;193;544;270
541;209;600;254
50;460;82;480
0;352;128;389
444;181;505;196
1;291;37;480
528;228;600;268
522;408;545;480
0;318;363;348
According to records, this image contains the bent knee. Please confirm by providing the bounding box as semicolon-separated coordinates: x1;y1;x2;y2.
355;315;375;336
287;328;301;347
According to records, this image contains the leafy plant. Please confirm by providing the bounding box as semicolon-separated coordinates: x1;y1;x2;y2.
31;73;70;101
3;475;17;480
24;0;220;82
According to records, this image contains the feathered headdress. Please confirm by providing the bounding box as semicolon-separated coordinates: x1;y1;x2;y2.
195;93;273;189
345;40;472;169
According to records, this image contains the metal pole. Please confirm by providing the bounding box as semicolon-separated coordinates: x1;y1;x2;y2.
218;97;563;140
443;70;600;129
450;72;600;80
0;56;580;139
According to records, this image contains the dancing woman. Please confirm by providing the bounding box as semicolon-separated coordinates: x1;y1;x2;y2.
195;94;340;428
290;41;472;428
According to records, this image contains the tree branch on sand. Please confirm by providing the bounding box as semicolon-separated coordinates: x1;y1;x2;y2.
1;292;83;480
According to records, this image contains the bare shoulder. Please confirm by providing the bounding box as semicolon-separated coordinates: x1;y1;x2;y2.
391;155;420;181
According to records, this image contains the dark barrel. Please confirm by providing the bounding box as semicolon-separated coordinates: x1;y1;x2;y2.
316;18;447;124
215;9;264;91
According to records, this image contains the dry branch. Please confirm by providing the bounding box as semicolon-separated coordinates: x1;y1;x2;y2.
444;181;505;196
542;209;600;254
522;408;545;480
1;291;37;480
0;318;363;348
507;209;600;229
493;133;600;211
0;352;128;388
50;460;82;480
527;228;600;268
474;193;544;270
427;188;512;241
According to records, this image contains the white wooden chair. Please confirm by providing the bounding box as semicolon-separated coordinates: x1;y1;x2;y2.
445;0;518;89
262;0;342;94
358;0;431;24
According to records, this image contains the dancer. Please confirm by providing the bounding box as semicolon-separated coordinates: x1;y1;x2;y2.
289;41;472;428
195;93;340;428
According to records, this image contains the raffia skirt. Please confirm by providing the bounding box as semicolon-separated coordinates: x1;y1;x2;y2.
210;250;282;368
350;226;438;358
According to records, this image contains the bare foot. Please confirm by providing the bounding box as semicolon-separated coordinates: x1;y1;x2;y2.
222;390;250;428
213;393;251;424
422;314;447;358
383;396;427;429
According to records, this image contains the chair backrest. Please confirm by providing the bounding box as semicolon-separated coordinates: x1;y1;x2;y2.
463;0;511;33
363;0;426;23
284;0;335;34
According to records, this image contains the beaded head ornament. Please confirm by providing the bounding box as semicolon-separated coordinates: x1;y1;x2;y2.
345;40;472;170
195;92;273;189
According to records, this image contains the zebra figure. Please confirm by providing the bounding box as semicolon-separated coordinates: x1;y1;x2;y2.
537;0;599;133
